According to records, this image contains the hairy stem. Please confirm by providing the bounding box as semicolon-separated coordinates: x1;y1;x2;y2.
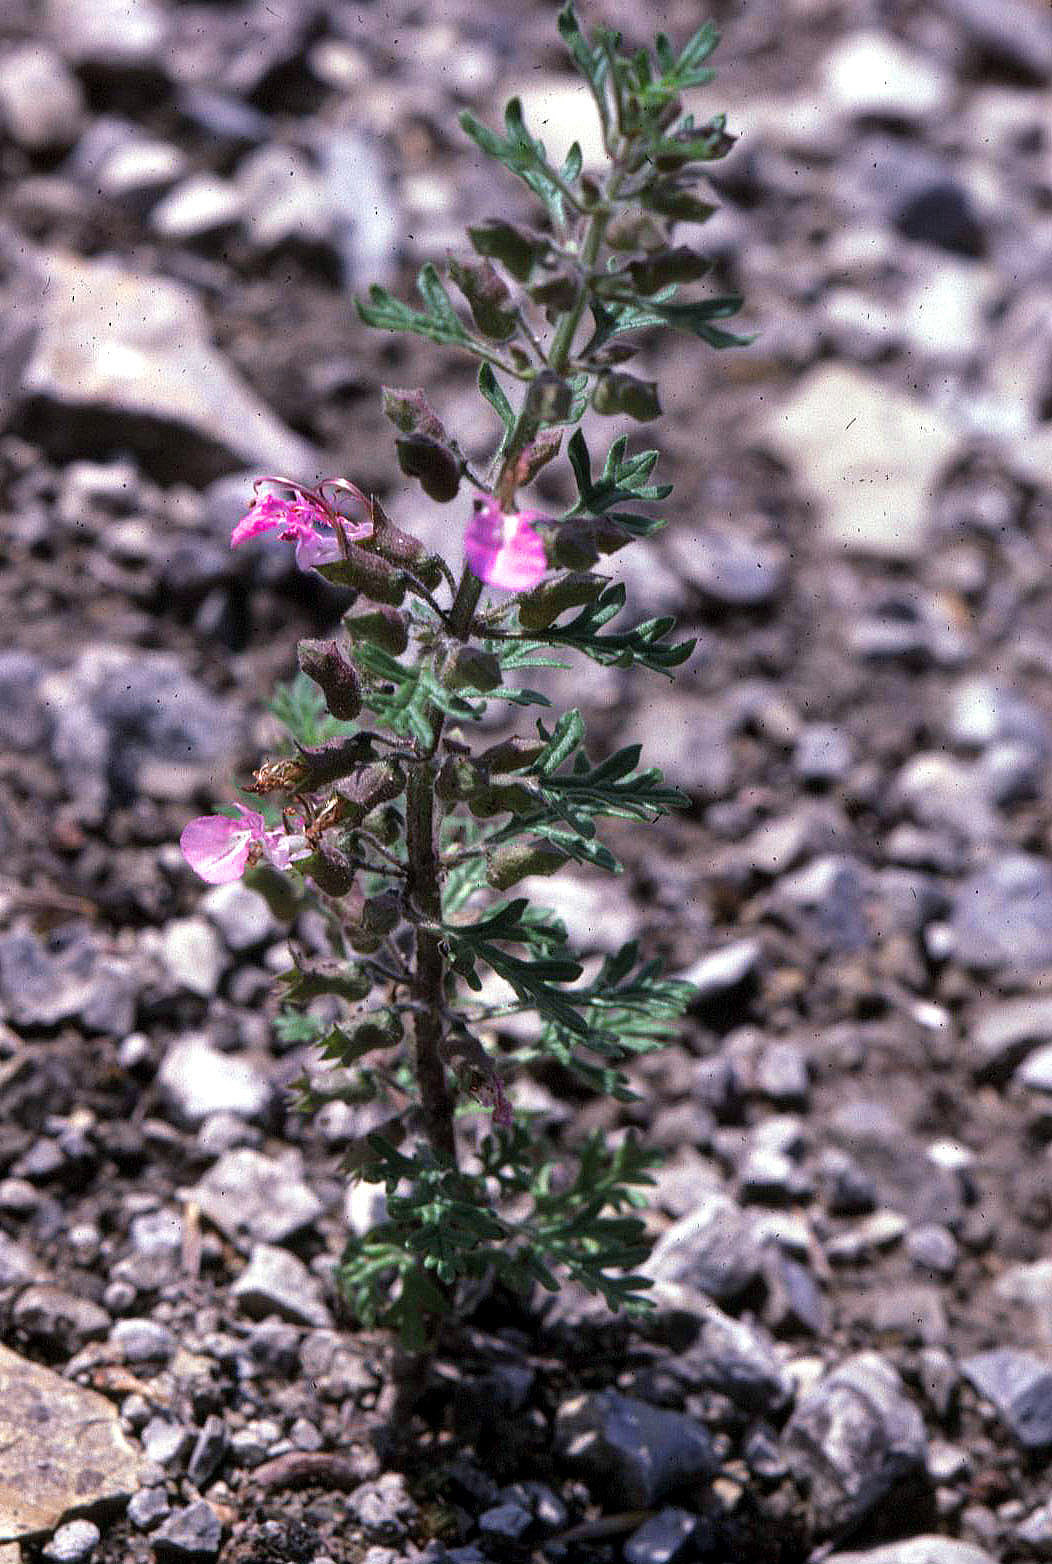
405;762;456;1163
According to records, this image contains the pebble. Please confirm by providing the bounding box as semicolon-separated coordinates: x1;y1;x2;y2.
231;1243;333;1328
190;1148;323;1250
623;1507;698;1564
42;1519;101;1563
160;918;226;998
793;723;852;784
152;1499;222;1561
642;1193;766;1303
907;1224;959;1277
150;174;245;241
0;43;84;151
952;854;1052;972
12;1286;110;1353
782;1352;927;1538
665;527;787;608
157;1038;273;1127
187;1415;228;1489
127;1486;170;1530
962;1347;1052;1450
822;31;949;121
109;1318;176;1362
554;1389;717;1507
200;882;277;951
681;940;761;1007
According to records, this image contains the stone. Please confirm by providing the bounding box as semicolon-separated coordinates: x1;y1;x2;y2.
899;259;995;362
231;1243;333;1328
937;0;1052;82
962;1348;1052;1450
316;128;399;284
235;144;330;249
12;1286;110;1353
41;647;241;814
186;1416;228;1490
772;855;872;953
160;918;226;999
109;1318;176;1363
827;1541;997;1564
794;724;852;784
158;1038;272;1128
907;1225;959;1278
951;854;1052;973
126;1487;170;1531
508;77;607;170
0;1343;146;1541
1016;1046;1052;1094
554;1390;717;1507
46;0;165;67
152;1500;221;1562
642;1193;765;1303
189;1148;324;1251
149;176;244;241
623;1507;698;1564
664;527;787;608
969;996;1052;1081
754;364;960;561
781;1352;928;1539
200;882;276;951
95;138;187;201
0;652;48;751
16;251;320;485
679;1301;792;1414
477;1503;532;1542
0;927;135;1034
0;44;84;152
42;1519;100;1563
822;31;948;121
682;941;761;1007
633;697;735;798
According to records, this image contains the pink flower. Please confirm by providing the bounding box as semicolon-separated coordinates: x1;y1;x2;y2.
465;496;548;592
477;1077;514;1129
180;803;309;885
230;483;372;571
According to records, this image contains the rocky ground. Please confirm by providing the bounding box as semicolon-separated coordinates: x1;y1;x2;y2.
1;0;1052;1560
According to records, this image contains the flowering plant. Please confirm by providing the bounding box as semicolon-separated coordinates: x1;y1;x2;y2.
182;4;747;1350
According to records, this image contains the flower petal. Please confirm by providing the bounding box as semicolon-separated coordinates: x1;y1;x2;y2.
230;493;290;549
262;829;311;870
465;500;547;592
180;815;253;883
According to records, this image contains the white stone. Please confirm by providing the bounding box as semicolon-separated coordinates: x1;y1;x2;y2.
0;44;84;150
150;174;244;240
236;144;330;248
899;258;994;360
822;31;949;121
97;138;187;199
157;1036;272;1126
753;364;961;560
160;917;226;998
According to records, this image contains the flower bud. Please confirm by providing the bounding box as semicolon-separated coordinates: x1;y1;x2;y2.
447;254;517;341
510;429;562;490
303;845;357;896
344;1007;404;1051
592;372;662;422
381;385;447;440
525;370;573;424
626;246;711;295
395;433;461;504
296;638;362;721
467;218;549;282
486;841;568;890
335;760;407;824
551;521;600;570
478;735;547;772
367;507;445;590
316;544;407;606
343;604;410;656
445;646;502;693
518;571;607;631
529;270;579;314
436;754;487;803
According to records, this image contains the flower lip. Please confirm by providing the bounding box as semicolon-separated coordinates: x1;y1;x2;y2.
180;801;310;884
230;478;373;571
464;494;548;593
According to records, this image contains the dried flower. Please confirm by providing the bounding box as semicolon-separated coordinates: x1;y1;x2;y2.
180;803;309;884
464;495;548;592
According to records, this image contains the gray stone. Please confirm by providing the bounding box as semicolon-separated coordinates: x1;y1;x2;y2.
152;1500;221;1562
41;1519;100;1563
41;647;241;813
158;1039;272;1128
200;882;276;951
794;723;852;784
892;754;997;843
46;0;165;67
754;1041;810;1107
781;1352;928;1539
554;1389;717;1507
0;653;48;751
95;138;187;201
316;129;400;284
232;1243;333;1328
679;1301;793;1414
754;364;960;561
126;1487;169;1531
0;927;135;1034
962;1348;1052;1450
186;1416;228;1489
937;0;1052;82
17;252;320;485
773;855;871;953
141;1417;193;1469
236;144;330;249
665;527;786;608
12;1285;110;1353
624;1507;698;1564
191;1148;323;1251
477;1503;532;1541
344;1473;417;1538
952;855;1052;973
907;1225;959;1278
0;1343;147;1541
109;1318;176;1363
642;1193;765;1303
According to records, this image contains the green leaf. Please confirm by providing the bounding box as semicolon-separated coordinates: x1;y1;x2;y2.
356;264;473;349
477;362;516;437
460;98;576;227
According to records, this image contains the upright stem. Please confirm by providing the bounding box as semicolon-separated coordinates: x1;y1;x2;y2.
405;762;456;1162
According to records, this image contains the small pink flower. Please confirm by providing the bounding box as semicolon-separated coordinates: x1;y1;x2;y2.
180;803;309;885
231;482;372;571
465;496;548;592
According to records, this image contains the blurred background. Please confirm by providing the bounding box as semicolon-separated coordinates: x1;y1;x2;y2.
2;0;1052;1554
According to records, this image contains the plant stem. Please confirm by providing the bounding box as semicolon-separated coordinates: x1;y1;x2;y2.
405;762;457;1163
